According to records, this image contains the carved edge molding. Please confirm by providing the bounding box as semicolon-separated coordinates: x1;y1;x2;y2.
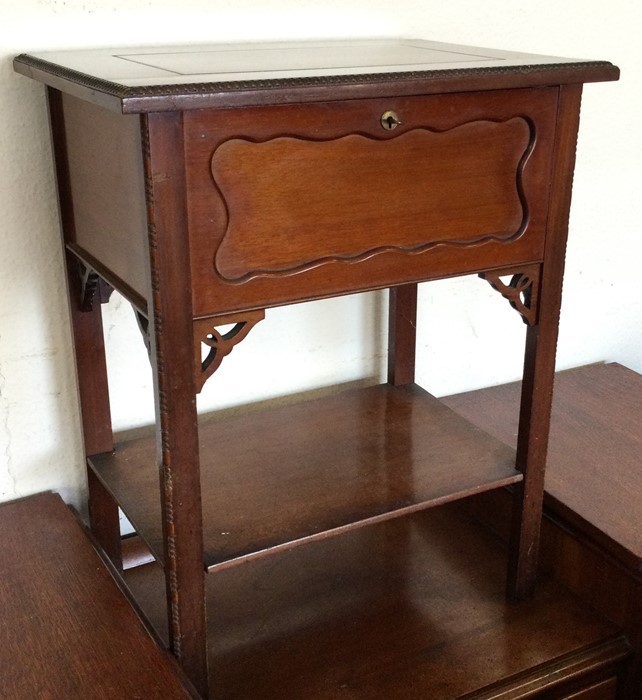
140;115;181;657
15;54;615;105
193;310;265;393
479;264;541;326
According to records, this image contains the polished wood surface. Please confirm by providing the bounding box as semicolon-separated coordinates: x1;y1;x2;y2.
62;92;148;303
5;362;641;699
53;86;559;317
13;39;618;113
123;503;629;699
504;83;584;600
213;121;530;278
185;88;556;315
388;283;418;386
0;492;196;699
90;383;520;570
48;87;124;569
143;110;210;696
15;40;619;695
443;362;642;571
443;362;642;698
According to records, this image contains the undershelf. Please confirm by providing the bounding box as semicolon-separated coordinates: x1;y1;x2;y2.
123;503;627;699
90;382;520;571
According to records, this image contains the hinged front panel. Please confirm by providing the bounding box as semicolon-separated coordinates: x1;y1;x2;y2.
185;87;558;315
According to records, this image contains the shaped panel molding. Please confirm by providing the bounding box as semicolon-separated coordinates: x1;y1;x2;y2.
211;118;533;282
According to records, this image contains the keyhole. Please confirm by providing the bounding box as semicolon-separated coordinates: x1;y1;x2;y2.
380;110;401;130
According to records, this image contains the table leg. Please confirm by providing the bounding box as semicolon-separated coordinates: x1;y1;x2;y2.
48;87;121;569
388;283;418;386
508;84;584;600
143;111;209;697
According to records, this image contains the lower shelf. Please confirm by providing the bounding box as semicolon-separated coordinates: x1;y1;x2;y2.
124;503;628;699
90;382;520;570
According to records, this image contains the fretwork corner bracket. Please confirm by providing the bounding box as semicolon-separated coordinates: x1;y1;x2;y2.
76;262;114;312
479;265;541;326
135;310;152;358
194;310;265;392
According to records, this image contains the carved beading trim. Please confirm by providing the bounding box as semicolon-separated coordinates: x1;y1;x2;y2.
480;264;541;326
193;311;265;393
140;115;183;656
15;53;615;112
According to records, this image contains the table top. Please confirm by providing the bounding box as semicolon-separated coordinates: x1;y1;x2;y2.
14;38;619;113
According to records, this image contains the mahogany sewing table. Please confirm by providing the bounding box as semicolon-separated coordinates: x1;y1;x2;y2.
14;39;619;698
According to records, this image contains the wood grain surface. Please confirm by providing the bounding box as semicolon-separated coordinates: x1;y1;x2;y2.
442;362;642;572
124;502;628;699
211;119;530;281
91;382;521;570
185;88;556;316
0;492;196;699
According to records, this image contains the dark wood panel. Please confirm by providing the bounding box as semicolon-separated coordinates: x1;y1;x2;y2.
48;88;124;570
503;83;583;601
459;641;623;699
62;92;149;301
0;493;196;699
185;88;557;316
442;362;642;572
123;503;628;699
142;111;210;697
445;362;642;698
91;383;520;570
388;283;418;385
16;40;621;698
212;119;530;280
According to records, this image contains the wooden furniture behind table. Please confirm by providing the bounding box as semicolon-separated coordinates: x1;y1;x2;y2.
443;361;642;698
14;39;619;697
0;492;197;699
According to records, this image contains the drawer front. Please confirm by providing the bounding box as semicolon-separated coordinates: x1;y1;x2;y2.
184;88;558;316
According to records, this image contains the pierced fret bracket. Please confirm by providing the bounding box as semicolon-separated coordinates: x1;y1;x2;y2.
194;310;265;392
77;263;114;312
479;264;541;326
135;311;151;358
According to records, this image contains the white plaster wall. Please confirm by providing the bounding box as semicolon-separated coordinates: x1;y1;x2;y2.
1;0;640;508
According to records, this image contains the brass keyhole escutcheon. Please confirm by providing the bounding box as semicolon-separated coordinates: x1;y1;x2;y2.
381;110;402;130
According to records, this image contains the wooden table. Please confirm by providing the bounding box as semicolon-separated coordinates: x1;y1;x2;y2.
14;39;619;697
